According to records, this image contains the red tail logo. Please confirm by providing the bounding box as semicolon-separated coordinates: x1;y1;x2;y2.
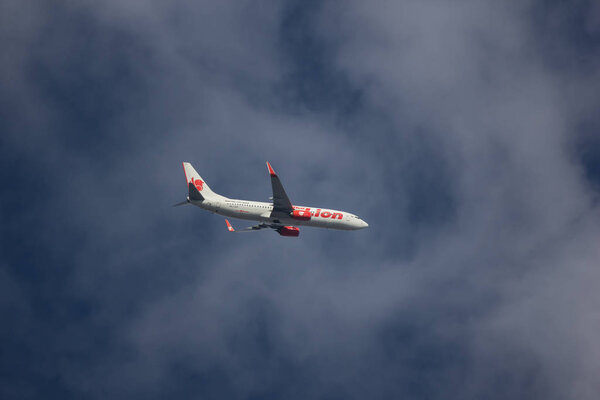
192;178;204;191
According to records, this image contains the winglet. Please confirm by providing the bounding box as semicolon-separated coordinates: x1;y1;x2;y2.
266;161;276;176
225;219;235;232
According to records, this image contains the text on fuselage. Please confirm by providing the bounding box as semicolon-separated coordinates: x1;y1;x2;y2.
293;207;343;219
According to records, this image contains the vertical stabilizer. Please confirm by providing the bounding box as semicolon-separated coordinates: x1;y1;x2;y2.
182;162;220;200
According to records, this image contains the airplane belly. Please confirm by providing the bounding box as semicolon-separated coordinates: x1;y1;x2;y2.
306;219;331;228
221;209;261;221
236;213;261;221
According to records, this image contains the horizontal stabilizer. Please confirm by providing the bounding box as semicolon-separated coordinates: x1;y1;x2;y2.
173;199;190;207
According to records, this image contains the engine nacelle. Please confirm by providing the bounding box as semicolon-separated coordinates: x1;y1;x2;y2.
290;209;311;221
277;226;300;237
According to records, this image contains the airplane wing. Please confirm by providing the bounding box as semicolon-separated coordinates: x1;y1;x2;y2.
225;219;274;232
266;162;294;217
225;219;299;237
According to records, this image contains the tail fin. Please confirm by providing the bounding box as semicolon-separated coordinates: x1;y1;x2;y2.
182;162;221;201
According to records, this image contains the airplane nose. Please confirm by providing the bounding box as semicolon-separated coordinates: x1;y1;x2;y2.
361;220;369;228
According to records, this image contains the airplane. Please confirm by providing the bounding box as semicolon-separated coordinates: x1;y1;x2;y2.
174;161;369;237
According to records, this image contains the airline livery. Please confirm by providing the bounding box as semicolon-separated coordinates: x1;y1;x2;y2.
175;162;369;237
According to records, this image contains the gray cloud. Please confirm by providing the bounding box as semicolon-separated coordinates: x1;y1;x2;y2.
1;1;599;399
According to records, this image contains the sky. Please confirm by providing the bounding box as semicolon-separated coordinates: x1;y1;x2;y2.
1;0;600;399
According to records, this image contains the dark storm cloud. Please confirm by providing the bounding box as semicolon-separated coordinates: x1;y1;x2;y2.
1;1;600;399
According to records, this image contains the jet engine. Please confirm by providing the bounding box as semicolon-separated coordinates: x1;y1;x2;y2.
277;226;300;237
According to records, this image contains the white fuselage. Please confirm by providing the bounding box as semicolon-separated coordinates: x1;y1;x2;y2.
192;197;368;230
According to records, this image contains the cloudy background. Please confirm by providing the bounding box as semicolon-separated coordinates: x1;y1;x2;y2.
1;0;600;398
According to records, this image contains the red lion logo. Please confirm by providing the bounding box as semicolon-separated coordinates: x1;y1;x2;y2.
192;178;204;191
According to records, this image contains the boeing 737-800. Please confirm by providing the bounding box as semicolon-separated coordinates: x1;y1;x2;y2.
174;162;369;237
